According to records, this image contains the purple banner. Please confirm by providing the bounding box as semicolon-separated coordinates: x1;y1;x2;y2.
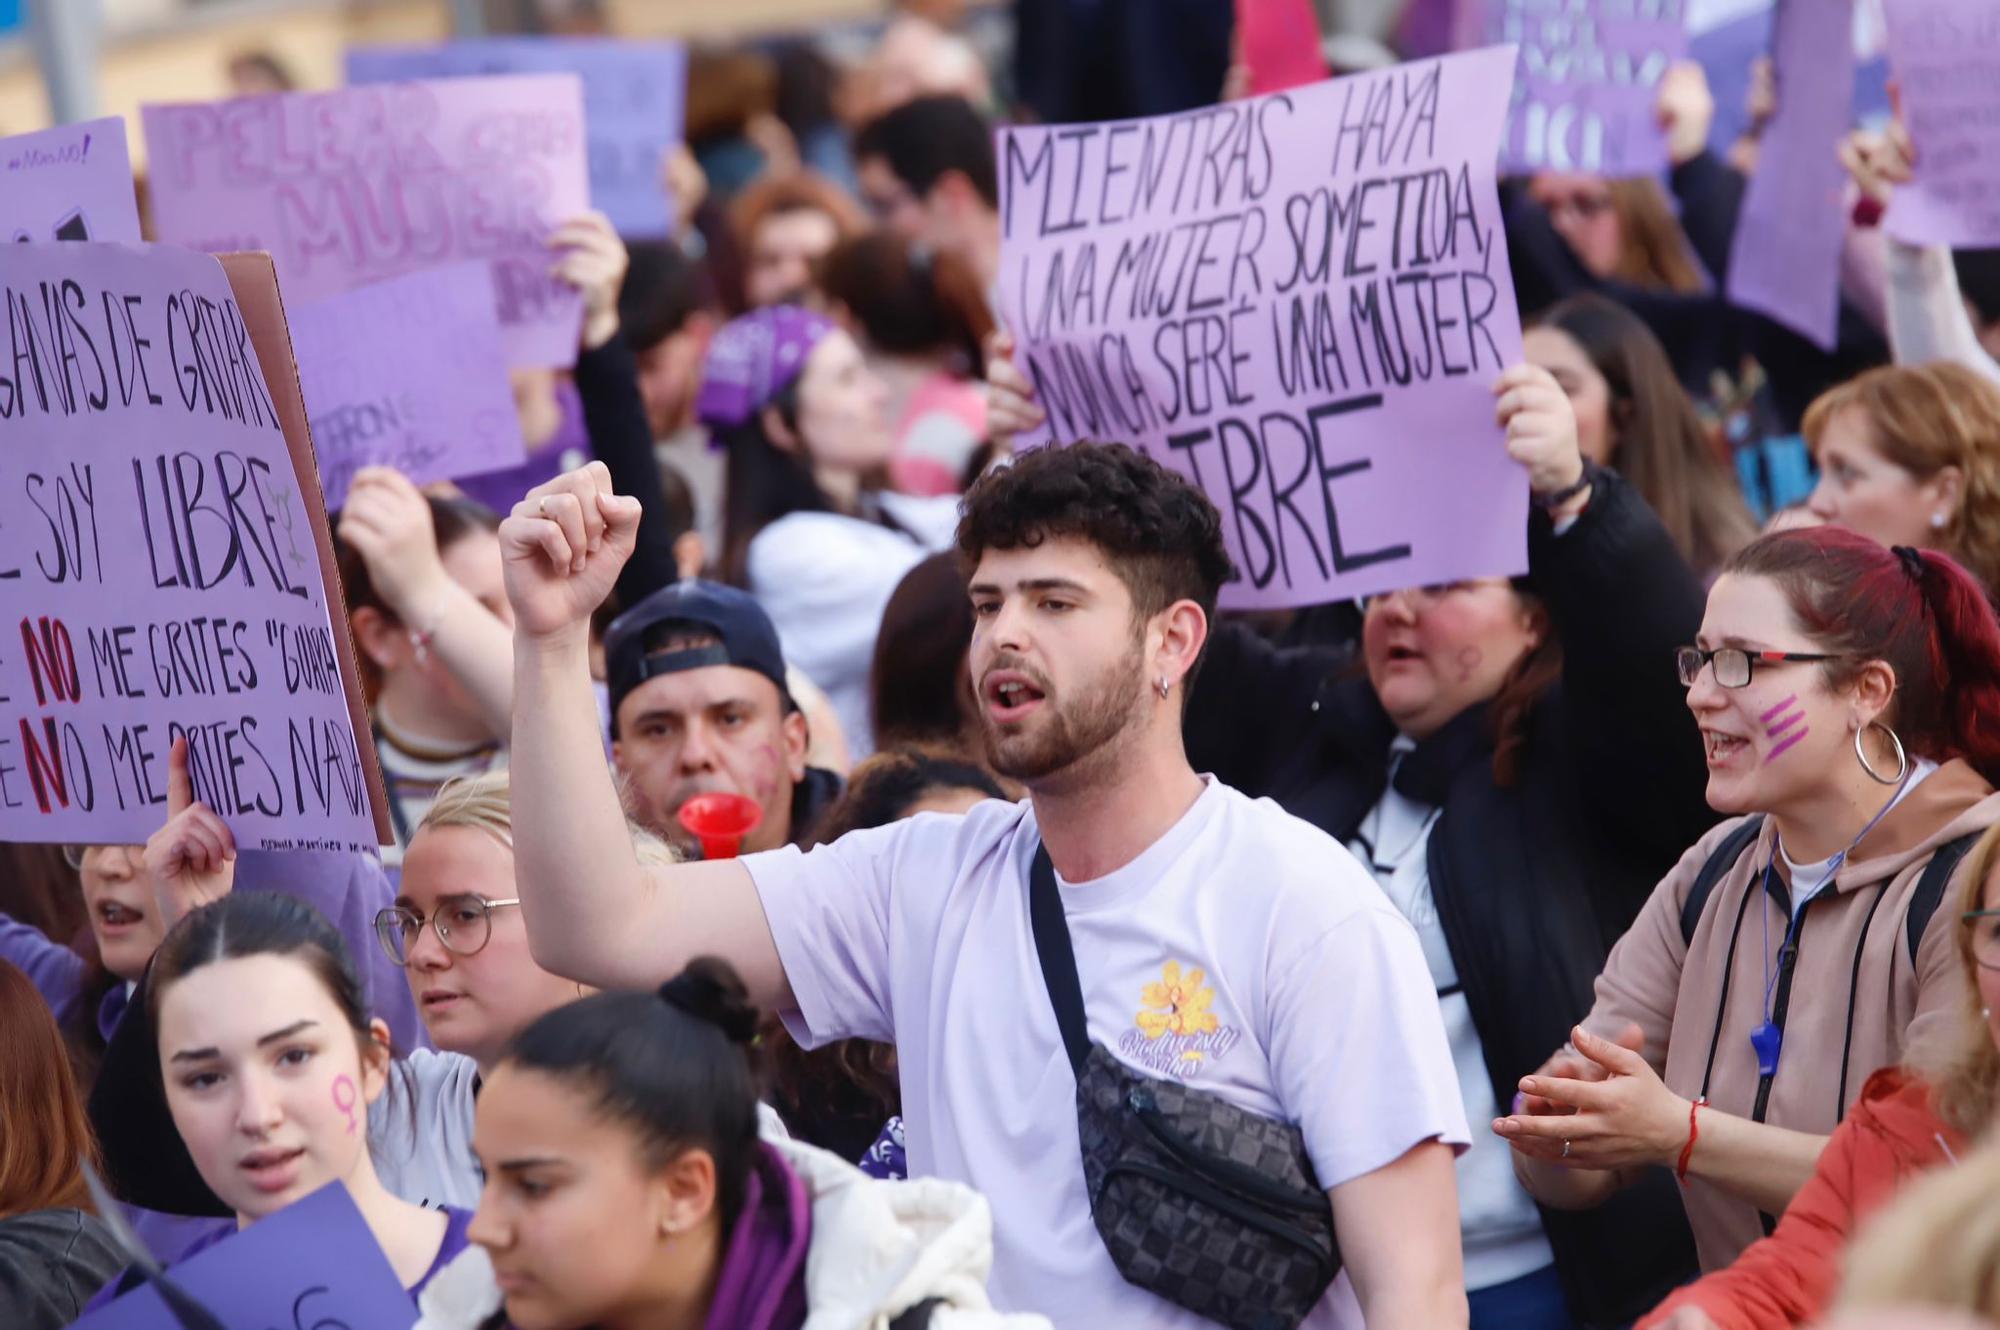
2;117;141;243
1724;0;1856;349
1463;0;1689;176
141;76;589;368
72;1183;416;1330
346;38;687;238
0;243;379;852
997;48;1528;610
290;262;525;509
1884;1;2000;246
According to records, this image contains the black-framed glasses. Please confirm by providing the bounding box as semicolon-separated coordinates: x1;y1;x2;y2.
1965;910;2000;971
374;897;521;966
1675;646;1843;689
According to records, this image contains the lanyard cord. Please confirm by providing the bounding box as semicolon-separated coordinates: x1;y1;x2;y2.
1759;775;1912;1024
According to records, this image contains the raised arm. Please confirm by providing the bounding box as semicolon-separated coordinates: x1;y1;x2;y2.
551;212;686;608
501;464;792;1007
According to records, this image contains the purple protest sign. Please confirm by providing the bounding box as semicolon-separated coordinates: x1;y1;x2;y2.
1462;0;1689;176
1;117;141;243
1724;0;1855;349
997;47;1528;610
0;242;381;852
290;262;526;509
346;38;688;238
1883;1;2000;247
71;1183;418;1330
140;76;589;368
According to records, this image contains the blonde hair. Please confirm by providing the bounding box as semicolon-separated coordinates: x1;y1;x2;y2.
420;769;681;866
1837;1134;2000;1318
1803;364;2000;592
1927;821;2000;1138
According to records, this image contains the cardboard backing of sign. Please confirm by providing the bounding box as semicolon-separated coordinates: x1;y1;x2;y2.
219;252;394;848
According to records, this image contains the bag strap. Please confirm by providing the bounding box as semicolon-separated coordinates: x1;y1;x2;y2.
1028;843;1091;1075
1907;831;1982;968
1680;816;1766;947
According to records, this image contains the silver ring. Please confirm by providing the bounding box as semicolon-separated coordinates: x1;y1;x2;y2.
1561;1139;1571;1160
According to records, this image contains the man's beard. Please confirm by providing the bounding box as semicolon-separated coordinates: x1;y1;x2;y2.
980;648;1146;783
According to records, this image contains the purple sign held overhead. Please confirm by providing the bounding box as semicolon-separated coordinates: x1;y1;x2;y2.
2;117;142;243
1724;0;1856;350
346;38;688;238
1463;0;1689;176
997;47;1528;611
0;243;379;852
71;1182;418;1330
1883;0;2000;247
141;76;590;368
290;262;526;509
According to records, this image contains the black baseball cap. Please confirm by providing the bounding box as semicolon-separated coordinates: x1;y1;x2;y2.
605;580;795;729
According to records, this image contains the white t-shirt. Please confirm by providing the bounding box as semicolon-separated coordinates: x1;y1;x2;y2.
745;778;1469;1328
1779;758;1939;920
1347;740;1553;1292
745;493;959;761
371;1048;482;1210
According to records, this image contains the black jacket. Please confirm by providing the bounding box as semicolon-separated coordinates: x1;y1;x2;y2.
0;1209;125;1329
1186;469;1716;1327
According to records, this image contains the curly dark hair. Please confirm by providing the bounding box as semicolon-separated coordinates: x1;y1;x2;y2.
956;443;1234;628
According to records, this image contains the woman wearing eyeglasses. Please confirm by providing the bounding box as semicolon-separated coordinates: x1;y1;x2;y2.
1496;528;2000;1278
1636;819;2000;1328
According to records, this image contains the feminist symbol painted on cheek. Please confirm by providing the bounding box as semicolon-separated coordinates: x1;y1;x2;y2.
331;1074;358;1136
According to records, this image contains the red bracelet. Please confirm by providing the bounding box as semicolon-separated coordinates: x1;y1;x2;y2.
1677;1097;1707;1183
1852;195;1886;229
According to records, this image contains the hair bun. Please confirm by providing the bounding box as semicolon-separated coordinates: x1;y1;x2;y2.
657;957;758;1045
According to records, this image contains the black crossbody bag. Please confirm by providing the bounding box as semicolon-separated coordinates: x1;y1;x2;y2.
1027;845;1340;1330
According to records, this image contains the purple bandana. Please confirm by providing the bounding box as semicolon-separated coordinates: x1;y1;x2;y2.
696;305;836;429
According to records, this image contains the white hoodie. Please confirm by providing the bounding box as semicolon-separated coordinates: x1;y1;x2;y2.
414;1135;1051;1330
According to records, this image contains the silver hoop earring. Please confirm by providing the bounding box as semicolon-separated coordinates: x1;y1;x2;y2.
1854;721;1908;786
1156;677;1171;700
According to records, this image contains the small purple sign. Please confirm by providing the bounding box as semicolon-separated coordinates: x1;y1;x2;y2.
1883;0;2000;247
1463;0;1689;176
290;262;526;509
141;76;589;368
346;38;688;239
2;117;141;243
1724;0;1856;349
0;242;379;852
997;47;1529;610
70;1183;417;1330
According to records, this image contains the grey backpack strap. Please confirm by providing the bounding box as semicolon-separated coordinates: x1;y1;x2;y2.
1680;816;1766;947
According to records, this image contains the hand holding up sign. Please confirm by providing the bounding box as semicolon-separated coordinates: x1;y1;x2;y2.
501;462;643;643
983;330;1045;448
144;736;237;933
1840;121;1916;210
338;466;451;625
1495;364;1588;520
550;212;631;352
1655;60;1716;168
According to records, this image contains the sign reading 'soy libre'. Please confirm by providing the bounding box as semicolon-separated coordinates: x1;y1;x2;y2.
0;242;388;851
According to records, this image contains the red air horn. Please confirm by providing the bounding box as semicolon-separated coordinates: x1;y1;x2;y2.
677;793;764;860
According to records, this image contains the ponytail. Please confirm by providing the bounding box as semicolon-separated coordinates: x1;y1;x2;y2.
1904;546;2000;785
499;957;761;1230
1727;529;2000;785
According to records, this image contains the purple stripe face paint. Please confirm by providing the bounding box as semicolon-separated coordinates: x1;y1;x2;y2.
1760;694;1799;723
1763;695;1808;764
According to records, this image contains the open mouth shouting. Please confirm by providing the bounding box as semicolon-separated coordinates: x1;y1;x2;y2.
1702;729;1750;767
95;897;148;937
983;669;1049;724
